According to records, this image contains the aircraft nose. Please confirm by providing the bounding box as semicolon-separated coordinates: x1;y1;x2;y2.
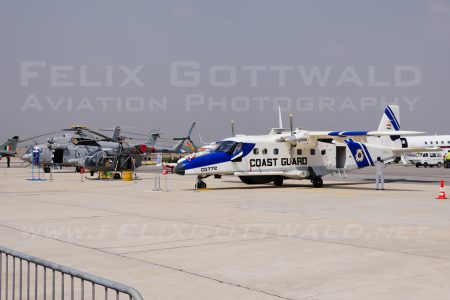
21;154;31;162
175;163;185;175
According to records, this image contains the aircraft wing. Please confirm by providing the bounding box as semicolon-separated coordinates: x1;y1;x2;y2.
392;147;442;154
307;130;424;138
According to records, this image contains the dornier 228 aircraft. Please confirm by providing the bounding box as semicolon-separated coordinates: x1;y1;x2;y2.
175;105;427;189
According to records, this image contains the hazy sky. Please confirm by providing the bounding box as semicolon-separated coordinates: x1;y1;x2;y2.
1;0;449;144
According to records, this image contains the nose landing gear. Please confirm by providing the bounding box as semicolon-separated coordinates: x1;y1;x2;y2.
196;175;210;189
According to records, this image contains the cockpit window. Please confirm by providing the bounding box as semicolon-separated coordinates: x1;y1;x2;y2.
233;143;242;155
214;141;237;154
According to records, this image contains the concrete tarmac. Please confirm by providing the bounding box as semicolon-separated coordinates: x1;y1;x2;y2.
1;161;450;299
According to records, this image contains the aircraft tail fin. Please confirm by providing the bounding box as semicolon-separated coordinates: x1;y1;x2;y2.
111;126;121;142
1;136;19;154
148;133;160;146
373;105;402;147
378;105;401;132
173;122;197;152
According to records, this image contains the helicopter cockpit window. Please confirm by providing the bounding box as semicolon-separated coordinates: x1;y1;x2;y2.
214;141;237;154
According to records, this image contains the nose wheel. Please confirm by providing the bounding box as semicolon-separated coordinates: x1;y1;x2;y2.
196;175;209;189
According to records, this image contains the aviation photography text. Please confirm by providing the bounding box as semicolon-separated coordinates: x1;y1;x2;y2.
20;61;422;113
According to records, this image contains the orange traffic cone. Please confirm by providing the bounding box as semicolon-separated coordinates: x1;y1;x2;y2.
436;180;449;200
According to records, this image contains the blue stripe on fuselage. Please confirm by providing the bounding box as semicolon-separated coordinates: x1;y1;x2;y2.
181;143;255;170
361;143;374;166
345;139;371;168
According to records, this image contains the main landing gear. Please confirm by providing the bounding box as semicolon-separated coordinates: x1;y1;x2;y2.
308;167;324;188
273;177;284;186
196;175;209;189
311;177;323;188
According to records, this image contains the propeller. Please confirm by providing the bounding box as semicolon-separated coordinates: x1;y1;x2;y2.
284;113;297;147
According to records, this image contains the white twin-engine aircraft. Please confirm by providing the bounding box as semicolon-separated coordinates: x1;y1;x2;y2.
175;105;427;189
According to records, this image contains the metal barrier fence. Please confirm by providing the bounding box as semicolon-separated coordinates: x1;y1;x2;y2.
0;246;143;300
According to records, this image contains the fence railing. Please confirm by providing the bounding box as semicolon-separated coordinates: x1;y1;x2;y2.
0;245;143;300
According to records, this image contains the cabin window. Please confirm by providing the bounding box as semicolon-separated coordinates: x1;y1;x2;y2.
436;141;439;144
442;141;445;144
273;148;279;155
253;148;259;155
262;148;268;155
321;149;326;155
430;142;433;145
425;142;427;145
310;149;316;155
297;149;302;156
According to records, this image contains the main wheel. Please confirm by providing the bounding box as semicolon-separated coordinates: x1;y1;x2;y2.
90;170;95;176
273;178;284;186
312;177;323;188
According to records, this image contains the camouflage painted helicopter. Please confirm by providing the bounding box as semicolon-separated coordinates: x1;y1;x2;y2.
21;126;121;173
70;122;197;178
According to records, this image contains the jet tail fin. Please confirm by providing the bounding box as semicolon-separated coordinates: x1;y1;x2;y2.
1;136;19;154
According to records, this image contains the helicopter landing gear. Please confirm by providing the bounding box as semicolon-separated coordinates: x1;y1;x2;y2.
196;175;209;189
114;173;121;180
43;166;51;173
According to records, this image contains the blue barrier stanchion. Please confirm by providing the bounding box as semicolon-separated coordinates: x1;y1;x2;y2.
28;147;46;181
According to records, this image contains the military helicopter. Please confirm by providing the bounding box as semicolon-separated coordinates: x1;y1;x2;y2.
72;122;197;178
21;126;120;173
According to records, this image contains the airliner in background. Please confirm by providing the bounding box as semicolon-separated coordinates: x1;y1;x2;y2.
401;134;450;167
403;135;450;149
